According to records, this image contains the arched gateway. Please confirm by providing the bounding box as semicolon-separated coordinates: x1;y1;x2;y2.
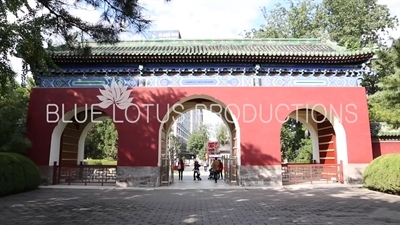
26;38;374;187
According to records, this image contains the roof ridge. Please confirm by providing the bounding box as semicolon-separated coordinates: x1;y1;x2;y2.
83;38;324;47
84;38;322;43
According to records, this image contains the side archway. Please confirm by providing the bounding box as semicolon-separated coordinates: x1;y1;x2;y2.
49;106;86;165
281;107;348;165
49;107;115;166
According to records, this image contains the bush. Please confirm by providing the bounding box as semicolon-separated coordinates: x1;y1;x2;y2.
363;153;400;195
84;159;117;165
0;152;41;197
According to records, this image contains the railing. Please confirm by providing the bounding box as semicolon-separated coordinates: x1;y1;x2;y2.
281;161;344;185
160;158;170;186
223;157;239;186
52;161;117;186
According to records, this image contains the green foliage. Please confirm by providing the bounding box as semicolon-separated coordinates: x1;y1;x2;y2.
215;123;229;145
246;0;398;49
187;125;209;159
0;81;31;154
362;44;398;96
369;39;400;125
244;0;325;39
280;118;312;163
0;152;41;197
363;153;400;195
84;159;117;166
294;138;313;163
85;119;118;160
322;0;397;48
168;133;183;153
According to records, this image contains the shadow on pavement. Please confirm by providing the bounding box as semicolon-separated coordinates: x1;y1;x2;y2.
0;186;399;225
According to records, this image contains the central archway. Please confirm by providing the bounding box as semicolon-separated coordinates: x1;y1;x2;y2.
158;94;241;186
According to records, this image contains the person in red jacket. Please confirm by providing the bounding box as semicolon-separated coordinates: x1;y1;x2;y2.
218;159;223;179
177;159;185;180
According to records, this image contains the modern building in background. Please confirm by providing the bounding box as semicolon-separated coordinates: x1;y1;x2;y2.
169;109;204;154
147;30;181;40
190;109;203;133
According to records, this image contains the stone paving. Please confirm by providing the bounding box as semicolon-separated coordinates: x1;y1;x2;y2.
0;185;399;225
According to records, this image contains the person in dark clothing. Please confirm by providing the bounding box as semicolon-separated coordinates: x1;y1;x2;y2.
211;158;221;183
193;161;202;181
177;159;184;180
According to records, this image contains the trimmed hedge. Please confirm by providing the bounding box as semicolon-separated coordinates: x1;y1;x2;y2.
0;152;41;197
84;159;117;165
363;153;400;195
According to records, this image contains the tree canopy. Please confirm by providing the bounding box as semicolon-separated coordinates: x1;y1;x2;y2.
85;119;118;160
244;0;398;49
187;125;209;160
280;119;313;163
0;79;33;154
168;133;183;154
369;39;400;126
215;123;229;146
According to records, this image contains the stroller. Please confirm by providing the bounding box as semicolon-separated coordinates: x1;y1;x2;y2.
208;168;220;180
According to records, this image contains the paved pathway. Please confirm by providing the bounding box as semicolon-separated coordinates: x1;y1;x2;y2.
0;186;399;225
165;170;234;189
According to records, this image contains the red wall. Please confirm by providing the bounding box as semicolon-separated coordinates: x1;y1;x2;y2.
372;141;400;158
26;87;372;167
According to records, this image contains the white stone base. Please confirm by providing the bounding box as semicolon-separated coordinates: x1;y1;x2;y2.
116;166;160;187
239;165;283;186
343;163;369;184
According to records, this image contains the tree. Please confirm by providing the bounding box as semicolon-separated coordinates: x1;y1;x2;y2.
1;0;170;87
322;0;397;49
243;0;325;39
215;123;229;146
294;138;313;163
85;119;118;160
245;0;398;49
369;38;400;126
0;80;31;154
187;125;209;159
168;133;182;155
280;118;311;162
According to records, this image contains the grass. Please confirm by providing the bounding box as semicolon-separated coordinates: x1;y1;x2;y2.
84;159;117;165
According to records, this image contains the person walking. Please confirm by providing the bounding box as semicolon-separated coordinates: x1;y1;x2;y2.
177;158;184;180
218;159;223;179
193;161;202;181
211;158;221;183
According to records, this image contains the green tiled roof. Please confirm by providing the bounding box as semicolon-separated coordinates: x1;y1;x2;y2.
50;38;374;58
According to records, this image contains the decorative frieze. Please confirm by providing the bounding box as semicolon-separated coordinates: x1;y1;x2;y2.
39;75;361;88
39;65;366;88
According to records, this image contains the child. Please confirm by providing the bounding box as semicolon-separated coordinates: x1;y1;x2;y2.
193;161;202;181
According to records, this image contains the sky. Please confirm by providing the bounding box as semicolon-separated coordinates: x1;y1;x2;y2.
9;0;400;138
